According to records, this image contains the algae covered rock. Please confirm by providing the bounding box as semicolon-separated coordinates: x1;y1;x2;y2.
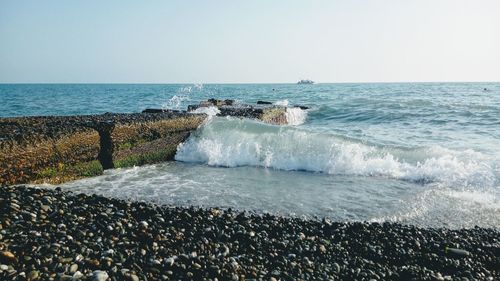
184;99;307;125
0;112;205;185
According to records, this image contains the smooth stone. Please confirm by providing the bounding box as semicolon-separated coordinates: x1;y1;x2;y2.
333;262;341;273
165;257;175;266
10;202;20;210
319;245;327;253
128;274;139;281
74;254;84;262
221;245;230;257
72;271;84;279
59;257;73;263
59;274;73;281
0;251;16;263
445;247;470;258
27;270;39;280
104;249;114;256
92;270;109;281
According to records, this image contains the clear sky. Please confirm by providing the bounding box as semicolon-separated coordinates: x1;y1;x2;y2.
1;0;499;83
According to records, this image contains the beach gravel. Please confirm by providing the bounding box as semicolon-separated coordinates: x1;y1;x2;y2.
0;185;498;280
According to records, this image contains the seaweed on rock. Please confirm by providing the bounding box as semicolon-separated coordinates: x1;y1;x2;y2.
0;113;205;185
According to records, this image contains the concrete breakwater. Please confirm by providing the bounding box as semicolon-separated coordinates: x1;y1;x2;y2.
0;112;205;185
0;99;307;185
184;98;308;125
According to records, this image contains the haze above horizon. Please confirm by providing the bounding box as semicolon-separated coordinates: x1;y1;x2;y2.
1;0;499;83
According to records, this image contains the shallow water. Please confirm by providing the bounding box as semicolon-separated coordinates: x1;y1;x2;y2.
2;83;499;228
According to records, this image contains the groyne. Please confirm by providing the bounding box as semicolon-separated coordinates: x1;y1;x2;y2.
0;112;205;185
0;99;306;185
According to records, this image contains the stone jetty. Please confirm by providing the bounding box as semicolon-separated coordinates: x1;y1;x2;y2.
184;99;308;125
1;99;308;185
0;112;205;185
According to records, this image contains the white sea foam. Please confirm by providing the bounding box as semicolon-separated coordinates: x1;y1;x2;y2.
162;95;189;110
189;106;221;117
273;99;307;125
162;84;204;109
274;99;289;107
285;107;307;125
370;186;500;228
176;117;496;188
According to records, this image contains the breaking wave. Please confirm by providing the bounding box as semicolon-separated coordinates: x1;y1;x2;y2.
284;107;307;126
176;117;496;189
272;99;307;125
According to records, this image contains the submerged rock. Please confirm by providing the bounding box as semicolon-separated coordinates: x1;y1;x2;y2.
185;99;309;125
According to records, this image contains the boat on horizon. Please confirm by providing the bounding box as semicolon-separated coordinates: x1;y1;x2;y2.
297;79;314;84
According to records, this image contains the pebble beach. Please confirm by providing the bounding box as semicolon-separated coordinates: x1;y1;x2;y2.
1;185;498;280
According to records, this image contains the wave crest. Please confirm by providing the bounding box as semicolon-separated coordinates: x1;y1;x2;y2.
175;118;495;188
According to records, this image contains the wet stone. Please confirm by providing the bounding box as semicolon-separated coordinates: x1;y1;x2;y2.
0;251;16;264
26;270;39;281
0;185;498;281
127;274;140;281
92;270;109;281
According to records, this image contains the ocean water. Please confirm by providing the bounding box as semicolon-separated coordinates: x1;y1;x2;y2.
1;83;499;229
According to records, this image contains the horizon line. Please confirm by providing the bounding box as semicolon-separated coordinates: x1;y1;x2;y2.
1;81;499;85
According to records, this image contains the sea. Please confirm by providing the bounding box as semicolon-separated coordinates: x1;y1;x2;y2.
1;83;499;229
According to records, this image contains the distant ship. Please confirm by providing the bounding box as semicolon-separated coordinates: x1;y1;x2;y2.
297;79;314;84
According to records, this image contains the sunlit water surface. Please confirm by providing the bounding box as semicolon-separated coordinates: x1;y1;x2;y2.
2;83;498;228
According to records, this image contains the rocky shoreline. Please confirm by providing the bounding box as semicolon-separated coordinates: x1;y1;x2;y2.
1;185;498;280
